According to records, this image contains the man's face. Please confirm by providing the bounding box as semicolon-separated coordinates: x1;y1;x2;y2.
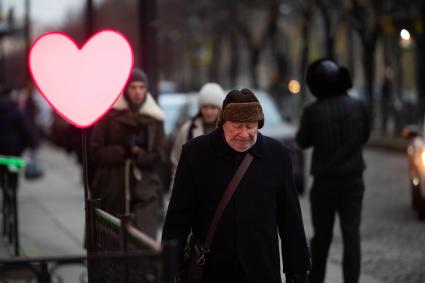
200;105;220;124
126;81;147;105
222;121;258;152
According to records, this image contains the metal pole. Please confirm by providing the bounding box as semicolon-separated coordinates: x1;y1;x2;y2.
83;2;94;279
24;0;30;81
85;0;94;39
81;128;93;283
138;0;159;98
82;129;90;207
0;0;4;86
12;176;19;256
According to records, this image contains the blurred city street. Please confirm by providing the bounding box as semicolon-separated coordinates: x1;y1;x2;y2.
1;142;424;282
0;0;423;282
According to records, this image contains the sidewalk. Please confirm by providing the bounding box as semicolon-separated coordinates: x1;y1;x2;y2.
366;132;407;153
298;195;382;283
0;144;384;282
1;145;85;258
0;144;86;281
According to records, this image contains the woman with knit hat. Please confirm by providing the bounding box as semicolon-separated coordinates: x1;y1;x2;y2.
169;82;225;188
89;68;165;239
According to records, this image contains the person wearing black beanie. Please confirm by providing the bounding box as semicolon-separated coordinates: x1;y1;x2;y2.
90;67;165;239
297;59;371;283
123;68;150;112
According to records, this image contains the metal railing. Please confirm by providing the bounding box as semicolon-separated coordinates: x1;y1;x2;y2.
0;202;178;283
0;255;86;283
0;157;26;256
87;199;178;283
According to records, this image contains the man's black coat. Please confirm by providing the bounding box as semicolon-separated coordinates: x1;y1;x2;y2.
162;128;310;283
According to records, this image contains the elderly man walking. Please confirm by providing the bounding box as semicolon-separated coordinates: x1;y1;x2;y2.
162;88;311;283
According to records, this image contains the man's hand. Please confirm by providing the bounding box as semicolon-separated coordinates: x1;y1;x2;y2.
130;145;142;155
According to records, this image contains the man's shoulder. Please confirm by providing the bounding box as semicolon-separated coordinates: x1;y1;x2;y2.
182;128;215;151
260;133;290;155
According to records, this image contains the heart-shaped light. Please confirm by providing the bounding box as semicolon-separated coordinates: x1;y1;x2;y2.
28;30;134;128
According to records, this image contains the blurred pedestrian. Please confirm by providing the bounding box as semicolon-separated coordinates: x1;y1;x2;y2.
0;87;38;187
90;68;165;238
16;82;47;179
163;88;311;283
296;59;371;283
169;82;225;189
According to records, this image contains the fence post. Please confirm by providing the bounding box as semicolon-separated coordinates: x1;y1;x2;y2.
119;214;133;283
1;166;5;236
118;214;133;252
38;261;52;283
162;240;179;283
11;172;19;256
88;199;101;252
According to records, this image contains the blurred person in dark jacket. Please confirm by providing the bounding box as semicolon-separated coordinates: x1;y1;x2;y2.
296;59;371;283
90;68;165;238
0;87;38;156
163;89;311;283
0;87;38;187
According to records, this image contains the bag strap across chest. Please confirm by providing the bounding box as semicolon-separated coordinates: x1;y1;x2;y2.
203;152;254;249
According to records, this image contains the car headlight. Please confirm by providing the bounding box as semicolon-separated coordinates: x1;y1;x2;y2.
421;151;425;167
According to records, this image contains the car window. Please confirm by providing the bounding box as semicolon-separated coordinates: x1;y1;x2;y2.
256;93;284;127
158;95;188;135
159;93;198;135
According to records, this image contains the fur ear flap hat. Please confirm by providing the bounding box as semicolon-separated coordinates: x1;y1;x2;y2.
217;88;264;129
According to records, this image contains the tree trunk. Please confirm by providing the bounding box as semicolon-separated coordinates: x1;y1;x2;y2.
318;3;334;59
416;3;425;124
209;34;222;83
228;31;239;87
362;40;376;120
299;5;312;112
250;46;260;88
415;35;425;123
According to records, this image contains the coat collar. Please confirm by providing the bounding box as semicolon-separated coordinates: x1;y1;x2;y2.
112;93;165;122
210;128;263;159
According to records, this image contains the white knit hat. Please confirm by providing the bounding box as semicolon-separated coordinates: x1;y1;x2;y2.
198;82;225;109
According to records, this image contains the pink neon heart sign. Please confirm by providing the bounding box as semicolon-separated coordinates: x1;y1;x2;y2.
29;30;134;128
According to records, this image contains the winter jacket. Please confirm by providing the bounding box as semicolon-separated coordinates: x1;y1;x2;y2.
0;99;38;156
169;116;205;186
296;93;370;178
162;128;311;283
89;93;165;233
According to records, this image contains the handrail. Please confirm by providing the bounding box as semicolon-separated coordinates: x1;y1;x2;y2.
0;164;21;255
93;206;160;251
127;226;161;252
94;208;121;227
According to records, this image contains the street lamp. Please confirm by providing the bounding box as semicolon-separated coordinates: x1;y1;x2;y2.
400;29;413;49
400;29;411;40
288;79;301;95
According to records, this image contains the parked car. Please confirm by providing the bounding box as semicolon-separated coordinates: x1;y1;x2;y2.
403;125;425;219
158;92;197;137
158;90;305;194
